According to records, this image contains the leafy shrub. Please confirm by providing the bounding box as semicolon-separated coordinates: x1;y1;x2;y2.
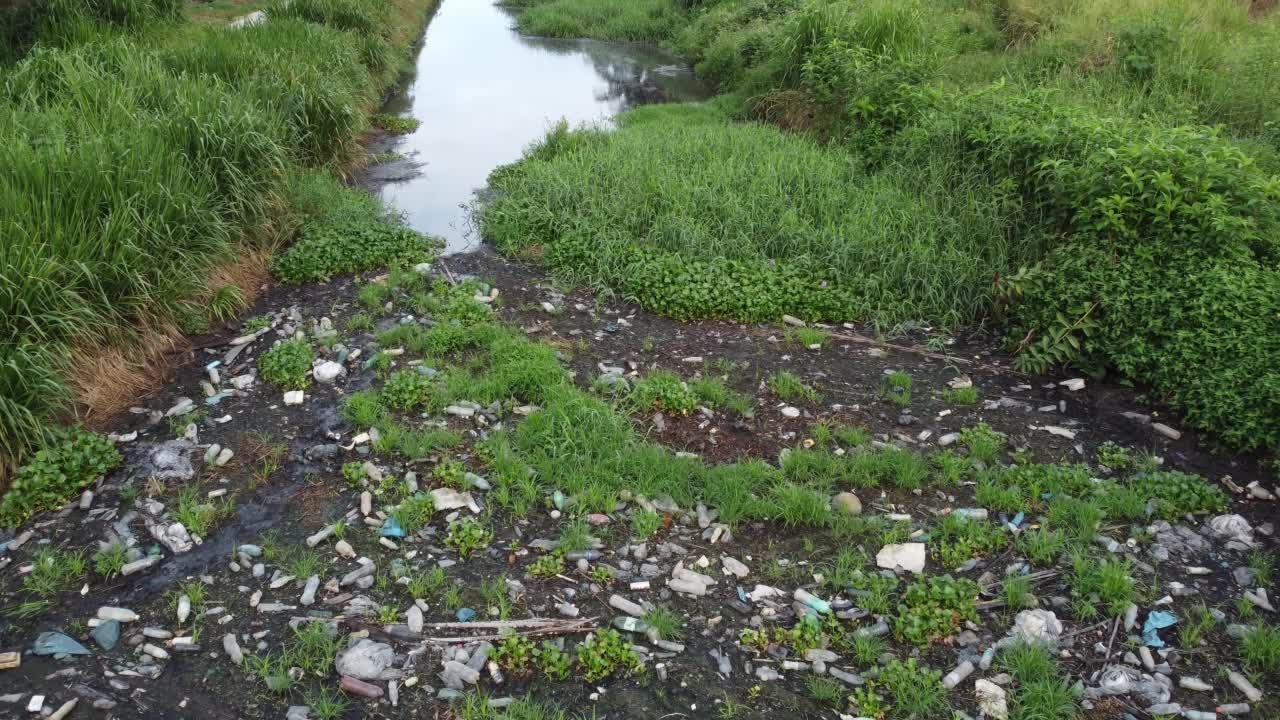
445;518;492;557
893;575;978;647
273;220;439;284
968;92;1280;450
575;628;643;681
381;370;433;411
0;428;121;526
258;339;314;390
1128;470;1228;520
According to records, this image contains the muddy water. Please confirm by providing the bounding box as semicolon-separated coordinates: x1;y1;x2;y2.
370;0;710;254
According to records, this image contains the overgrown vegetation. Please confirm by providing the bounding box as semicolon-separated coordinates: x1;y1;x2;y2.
0;0;437;492
481;0;1280;452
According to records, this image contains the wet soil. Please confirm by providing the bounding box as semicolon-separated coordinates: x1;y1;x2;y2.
1;246;1276;720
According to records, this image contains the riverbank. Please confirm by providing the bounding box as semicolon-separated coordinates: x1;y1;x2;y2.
0;2;1277;720
0;0;441;498
490;0;1280;457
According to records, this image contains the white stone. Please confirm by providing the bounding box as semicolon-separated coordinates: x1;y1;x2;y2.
975;679;1008;720
1011;609;1064;646
313;361;345;384
875;543;926;574
283;390;305;406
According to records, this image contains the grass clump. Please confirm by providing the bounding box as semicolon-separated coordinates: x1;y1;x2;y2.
1002;641;1079;720
628;370;698;414
93;543;129;578
258;339;313;390
767;371;818;403
23;548;87;598
1067;555;1137;619
877;658;948;719
882;371;912;407
642;607;684;641
1240;624;1280;674
943;385;979;405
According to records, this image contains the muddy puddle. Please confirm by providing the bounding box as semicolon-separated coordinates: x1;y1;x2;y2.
368;0;711;254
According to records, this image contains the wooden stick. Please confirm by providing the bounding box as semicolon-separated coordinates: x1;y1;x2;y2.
420;617;593;631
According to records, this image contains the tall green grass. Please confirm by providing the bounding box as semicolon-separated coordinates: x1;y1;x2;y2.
0;0;430;486
504;0;683;42
483;102;1025;328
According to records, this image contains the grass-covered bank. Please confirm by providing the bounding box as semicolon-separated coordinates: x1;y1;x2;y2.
0;0;439;513
483;0;1280;453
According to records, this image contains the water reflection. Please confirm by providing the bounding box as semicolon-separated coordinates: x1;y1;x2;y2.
371;0;710;254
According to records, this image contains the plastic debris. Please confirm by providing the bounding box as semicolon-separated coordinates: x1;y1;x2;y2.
33;632;91;656
1141;610;1177;647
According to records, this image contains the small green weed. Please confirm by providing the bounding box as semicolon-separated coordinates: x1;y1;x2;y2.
445;518;492;557
258;339;313;390
882;371;912;407
943;386;979;404
576;629;642;682
768;371;818;403
382;370;433;411
642;607;684;641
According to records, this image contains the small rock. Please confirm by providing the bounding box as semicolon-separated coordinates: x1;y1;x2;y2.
314;361;345;384
283;390;305;406
975;679;1009;720
832;491;862;515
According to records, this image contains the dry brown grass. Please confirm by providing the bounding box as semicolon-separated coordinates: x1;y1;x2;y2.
66;243;273;432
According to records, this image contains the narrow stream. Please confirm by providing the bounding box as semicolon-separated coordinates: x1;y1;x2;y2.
368;0;711;254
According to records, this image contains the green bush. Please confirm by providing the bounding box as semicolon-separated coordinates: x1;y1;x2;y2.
964;92;1280;449
272;221;439;284
0;428;121;527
